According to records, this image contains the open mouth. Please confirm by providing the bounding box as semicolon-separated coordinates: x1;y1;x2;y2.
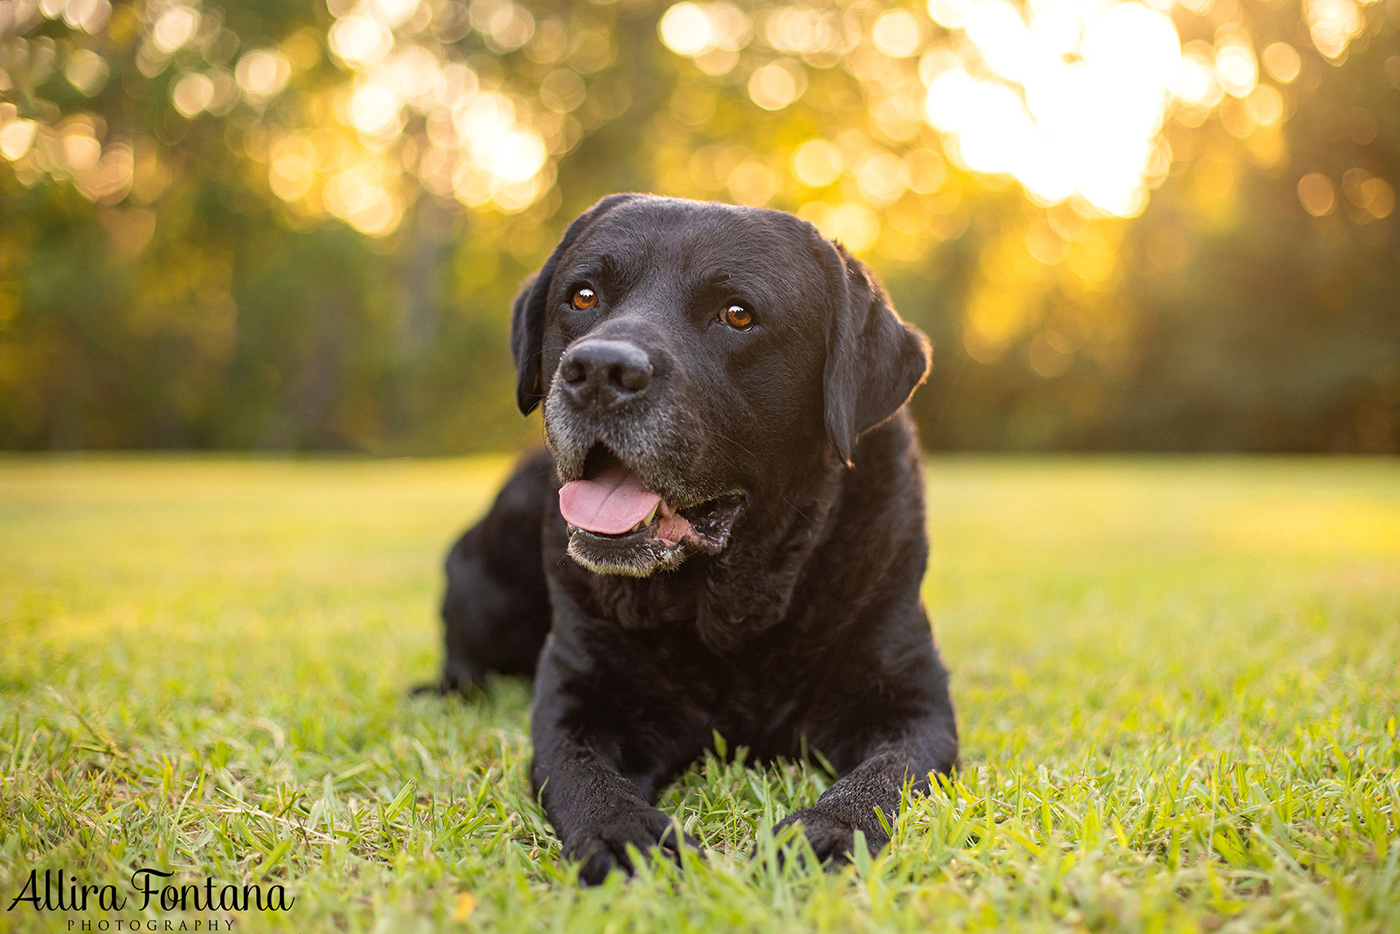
557;446;742;574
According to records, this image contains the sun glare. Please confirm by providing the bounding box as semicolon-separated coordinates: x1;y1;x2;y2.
925;0;1184;217
650;0;1328;223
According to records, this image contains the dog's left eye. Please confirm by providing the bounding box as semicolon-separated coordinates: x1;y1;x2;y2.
722;305;754;330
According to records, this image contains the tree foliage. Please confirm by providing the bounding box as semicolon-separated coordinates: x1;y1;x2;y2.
1;0;1397;451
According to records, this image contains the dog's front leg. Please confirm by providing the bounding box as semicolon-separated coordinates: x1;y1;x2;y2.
530;644;696;885
775;717;958;865
530;734;691;884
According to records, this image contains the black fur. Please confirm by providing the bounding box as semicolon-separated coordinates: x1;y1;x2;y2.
427;195;958;884
425;449;554;693
511;195;640;415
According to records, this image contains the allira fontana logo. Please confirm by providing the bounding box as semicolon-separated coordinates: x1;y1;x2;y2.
7;868;295;918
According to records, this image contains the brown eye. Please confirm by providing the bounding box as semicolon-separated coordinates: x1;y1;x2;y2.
571;287;598;310
722;305;754;330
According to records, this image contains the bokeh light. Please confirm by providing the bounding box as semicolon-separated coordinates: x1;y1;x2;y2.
2;0;1398;453
1262;42;1301;83
1297;172;1336;216
3;0;1388;243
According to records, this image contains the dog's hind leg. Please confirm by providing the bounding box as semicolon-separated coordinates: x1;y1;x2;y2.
418;448;555;695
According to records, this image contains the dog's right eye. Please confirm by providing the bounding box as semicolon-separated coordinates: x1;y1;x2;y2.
722;304;754;330
570;288;599;310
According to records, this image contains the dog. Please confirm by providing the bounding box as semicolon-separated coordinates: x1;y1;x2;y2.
426;194;959;884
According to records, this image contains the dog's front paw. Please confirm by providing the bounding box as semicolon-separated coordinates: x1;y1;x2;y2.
774;804;888;867
564;803;697;886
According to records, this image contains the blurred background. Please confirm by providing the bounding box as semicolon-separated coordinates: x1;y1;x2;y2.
0;0;1396;454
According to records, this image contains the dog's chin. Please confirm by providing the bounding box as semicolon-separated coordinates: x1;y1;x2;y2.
566;529;691;577
565;497;743;577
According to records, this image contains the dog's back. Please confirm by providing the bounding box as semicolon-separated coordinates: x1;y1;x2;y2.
434;449;554;692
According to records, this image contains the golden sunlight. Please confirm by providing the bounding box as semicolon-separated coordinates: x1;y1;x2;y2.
924;0;1183;217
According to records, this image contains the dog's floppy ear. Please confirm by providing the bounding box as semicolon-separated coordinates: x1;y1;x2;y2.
510;193;640;415
818;239;932;466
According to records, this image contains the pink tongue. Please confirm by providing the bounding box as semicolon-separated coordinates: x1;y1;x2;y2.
559;464;663;535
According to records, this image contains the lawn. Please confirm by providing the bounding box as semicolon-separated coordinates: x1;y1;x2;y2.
0;455;1397;933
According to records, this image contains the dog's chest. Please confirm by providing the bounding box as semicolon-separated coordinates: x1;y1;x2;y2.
634;625;848;758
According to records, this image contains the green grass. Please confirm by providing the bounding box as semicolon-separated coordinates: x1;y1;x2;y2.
1;455;1397;933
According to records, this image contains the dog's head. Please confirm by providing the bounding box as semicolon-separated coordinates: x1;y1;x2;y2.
511;194;930;577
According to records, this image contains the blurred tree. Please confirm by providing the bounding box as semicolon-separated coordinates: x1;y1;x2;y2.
0;0;1396;451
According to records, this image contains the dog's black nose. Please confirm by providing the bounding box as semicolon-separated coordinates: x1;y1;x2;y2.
559;339;653;410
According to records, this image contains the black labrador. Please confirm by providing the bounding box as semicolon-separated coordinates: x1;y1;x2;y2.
426;194;958;884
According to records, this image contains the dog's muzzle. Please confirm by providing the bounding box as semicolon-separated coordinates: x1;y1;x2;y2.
544;338;743;576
